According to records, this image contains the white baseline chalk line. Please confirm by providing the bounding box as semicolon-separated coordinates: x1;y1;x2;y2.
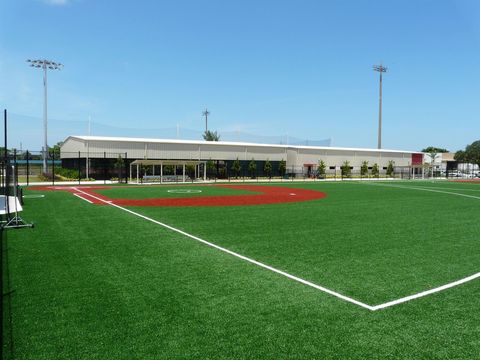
362;182;480;200
70;187;480;311
370;272;480;310
72;193;93;204
71;187;373;311
402;185;480;192
359;181;480;309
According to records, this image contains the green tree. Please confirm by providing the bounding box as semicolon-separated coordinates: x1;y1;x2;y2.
186;165;196;179
454;150;466;162
0;147;8;157
372;163;379;177
318;160;326;178
279;159;286;177
386;160;395;177
248;158;257;178
218;163;228;179
163;165;174;175
48;141;64;159
202;130;220;141
206;159;216;179
360;160;369;177
465;140;480;169
341;161;351;178
264;159;272;178
421;146;448;153
114;155;124;180
421;147;447;176
232;157;241;178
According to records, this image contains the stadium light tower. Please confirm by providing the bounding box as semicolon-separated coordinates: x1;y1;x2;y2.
202;108;210;133
373;64;387;149
27;59;63;174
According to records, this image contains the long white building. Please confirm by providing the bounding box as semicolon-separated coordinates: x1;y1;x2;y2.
60;135;424;178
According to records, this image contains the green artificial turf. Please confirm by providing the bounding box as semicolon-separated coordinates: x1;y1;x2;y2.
95;184;259;199
2;180;480;359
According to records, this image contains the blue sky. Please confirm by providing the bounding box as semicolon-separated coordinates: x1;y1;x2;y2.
1;0;479;151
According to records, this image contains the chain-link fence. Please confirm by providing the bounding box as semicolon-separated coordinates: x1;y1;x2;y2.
10;149;477;185
12;150;128;185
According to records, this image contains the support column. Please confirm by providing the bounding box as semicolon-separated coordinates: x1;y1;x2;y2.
86;141;90;179
129;163;132;183
204;162;207;181
136;163;139;183
182;163;186;183
160;163;163;184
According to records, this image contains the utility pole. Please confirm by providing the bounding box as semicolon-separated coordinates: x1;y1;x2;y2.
202;108;210;133
373;64;387;149
27;59;63;174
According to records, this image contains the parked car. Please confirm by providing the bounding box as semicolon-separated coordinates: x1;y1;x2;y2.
448;170;464;178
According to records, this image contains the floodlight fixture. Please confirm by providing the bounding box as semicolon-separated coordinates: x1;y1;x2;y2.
373;63;387;149
26;59;63;173
202;108;210;133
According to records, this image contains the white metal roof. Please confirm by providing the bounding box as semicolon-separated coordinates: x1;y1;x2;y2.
64;135;422;154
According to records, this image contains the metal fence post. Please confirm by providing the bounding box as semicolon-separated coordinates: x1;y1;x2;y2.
13;149;17;188
26;150;30;186
104;152;107;185
124;152;128;183
51;150;55;186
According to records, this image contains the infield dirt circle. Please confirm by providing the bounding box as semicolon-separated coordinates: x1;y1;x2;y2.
33;184;327;207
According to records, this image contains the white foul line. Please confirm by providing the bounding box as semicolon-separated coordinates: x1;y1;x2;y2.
411;186;480;192
72;193;93;204
70;187;480;311
363;182;480;200
71;187;374;311
361;181;480;309
370;272;480;310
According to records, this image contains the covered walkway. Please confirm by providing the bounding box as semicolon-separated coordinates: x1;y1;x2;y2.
129;159;207;184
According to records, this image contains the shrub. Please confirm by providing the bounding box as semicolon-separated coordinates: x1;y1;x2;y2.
248;158;256;178
279;159;286;177
232;158;241;178
341;161;351;178
318;160;326;179
386;160;395;177
186;165;195;179
163;165;174;175
264;159;272;178
360;161;369;177
206;159;216;179
53;167;80;180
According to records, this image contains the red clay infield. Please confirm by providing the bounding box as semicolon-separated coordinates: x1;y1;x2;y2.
32;184;327;207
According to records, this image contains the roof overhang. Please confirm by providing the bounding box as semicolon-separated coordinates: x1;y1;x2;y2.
130;159;205;166
63;135;422;155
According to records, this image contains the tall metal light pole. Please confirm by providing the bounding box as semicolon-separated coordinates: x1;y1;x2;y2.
373;64;387;149
202;108;210;133
27;59;63;174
